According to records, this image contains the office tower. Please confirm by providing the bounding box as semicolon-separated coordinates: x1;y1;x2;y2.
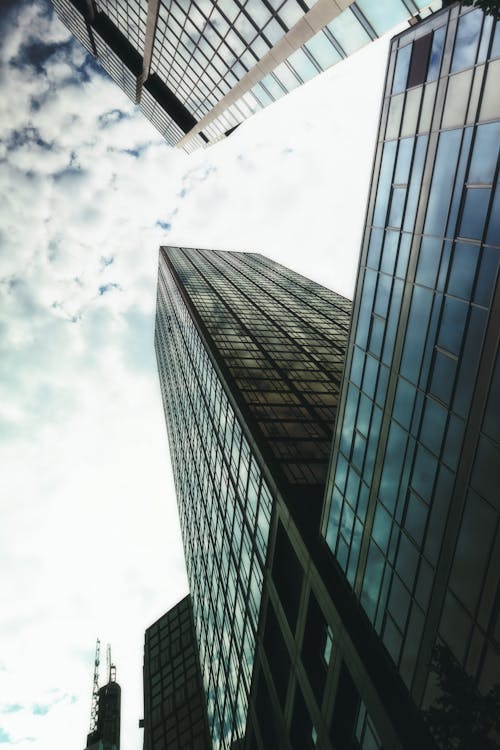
322;2;500;747
52;0;440;151
154;246;352;748
142;596;211;750
85;644;121;750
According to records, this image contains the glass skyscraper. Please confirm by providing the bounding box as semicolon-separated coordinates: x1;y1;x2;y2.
154;246;351;748
52;0;441;151
322;0;500;742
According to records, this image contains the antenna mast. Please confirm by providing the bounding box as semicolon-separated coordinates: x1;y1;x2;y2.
89;639;101;735
107;643;117;683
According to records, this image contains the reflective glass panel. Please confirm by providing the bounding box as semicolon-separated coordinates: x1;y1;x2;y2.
327;9;370;56
451;8;483;73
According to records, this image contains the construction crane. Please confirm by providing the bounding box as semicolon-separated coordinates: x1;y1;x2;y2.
89;639;101;737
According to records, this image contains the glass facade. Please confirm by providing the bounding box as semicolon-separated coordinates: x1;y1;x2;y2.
142;596;211;750
52;0;439;149
155;246;352;748
323;1;500;720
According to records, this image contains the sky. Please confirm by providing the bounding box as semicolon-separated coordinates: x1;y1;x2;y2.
0;2;400;748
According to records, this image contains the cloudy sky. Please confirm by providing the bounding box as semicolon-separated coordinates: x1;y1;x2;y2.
0;2;399;748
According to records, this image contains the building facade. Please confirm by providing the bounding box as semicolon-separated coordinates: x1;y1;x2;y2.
322;2;500;745
142;596;211;750
52;0;441;151
154;246;352;748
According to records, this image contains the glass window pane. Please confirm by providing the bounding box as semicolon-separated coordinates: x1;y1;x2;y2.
479;58;500;122
486;180;500;247
451;8;483;73
327;9;370;56
373;142;397;226
356;0;408;35
388;187;406;228
287;47;318;82
400;286;433;383
418;80;437;133
424;129;462;237
442;69;474;129
469;122;500;185
428;25;446;81
438;296;468;356
401;86;422;137
459;187;491;241
392;43;412;94
394;137;414;184
304;31;342;70
447;241;479;299
386;92;404;140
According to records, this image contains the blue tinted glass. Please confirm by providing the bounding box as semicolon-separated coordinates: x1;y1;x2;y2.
416;236;443;288
469;122;500;184
412;444;438;502
400;286;433;383
438;297;468;355
451;9;483;73
357;482;369;521
420;398;447;456
486;181;500;247
363;354;378;399
373;504;392;553
403;135;429;233
475;246;499;307
357;0;408;35
394;137;414;184
346;466;361;508
379;422;407;513
424;129;462;237
447;242;479;299
361;541;385;621
375;363;389;407
347;520;363;586
352;431;366;470
396;533;420;587
477;14;494;63
460;187;491;241
367;228;384;269
428;25;446;81
442;414;465;470
369;316;385;357
405;493;428;545
335;452;349;494
393;43;412;93
373;141;397;227
425;466;453;564
351;346;364;388
396;232;412;278
446;127;473;239
430;350;457;404
388;187;406;228
381;230;400;275
388;573;411;631
374;273;392;317
393;377;415;429
340;501;355;543
492;21;500;58
453;306;488;418
357;393;372;436
382;279;403;365
364;409;381;484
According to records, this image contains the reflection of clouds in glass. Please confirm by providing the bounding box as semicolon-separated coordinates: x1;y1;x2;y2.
451;9;483;73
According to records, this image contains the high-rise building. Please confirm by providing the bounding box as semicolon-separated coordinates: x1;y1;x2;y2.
85;644;121;750
52;0;441;151
322;1;500;746
150;6;500;750
154;246;352;748
141;596;211;750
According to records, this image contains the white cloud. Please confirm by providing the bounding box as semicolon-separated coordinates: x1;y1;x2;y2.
0;1;400;748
